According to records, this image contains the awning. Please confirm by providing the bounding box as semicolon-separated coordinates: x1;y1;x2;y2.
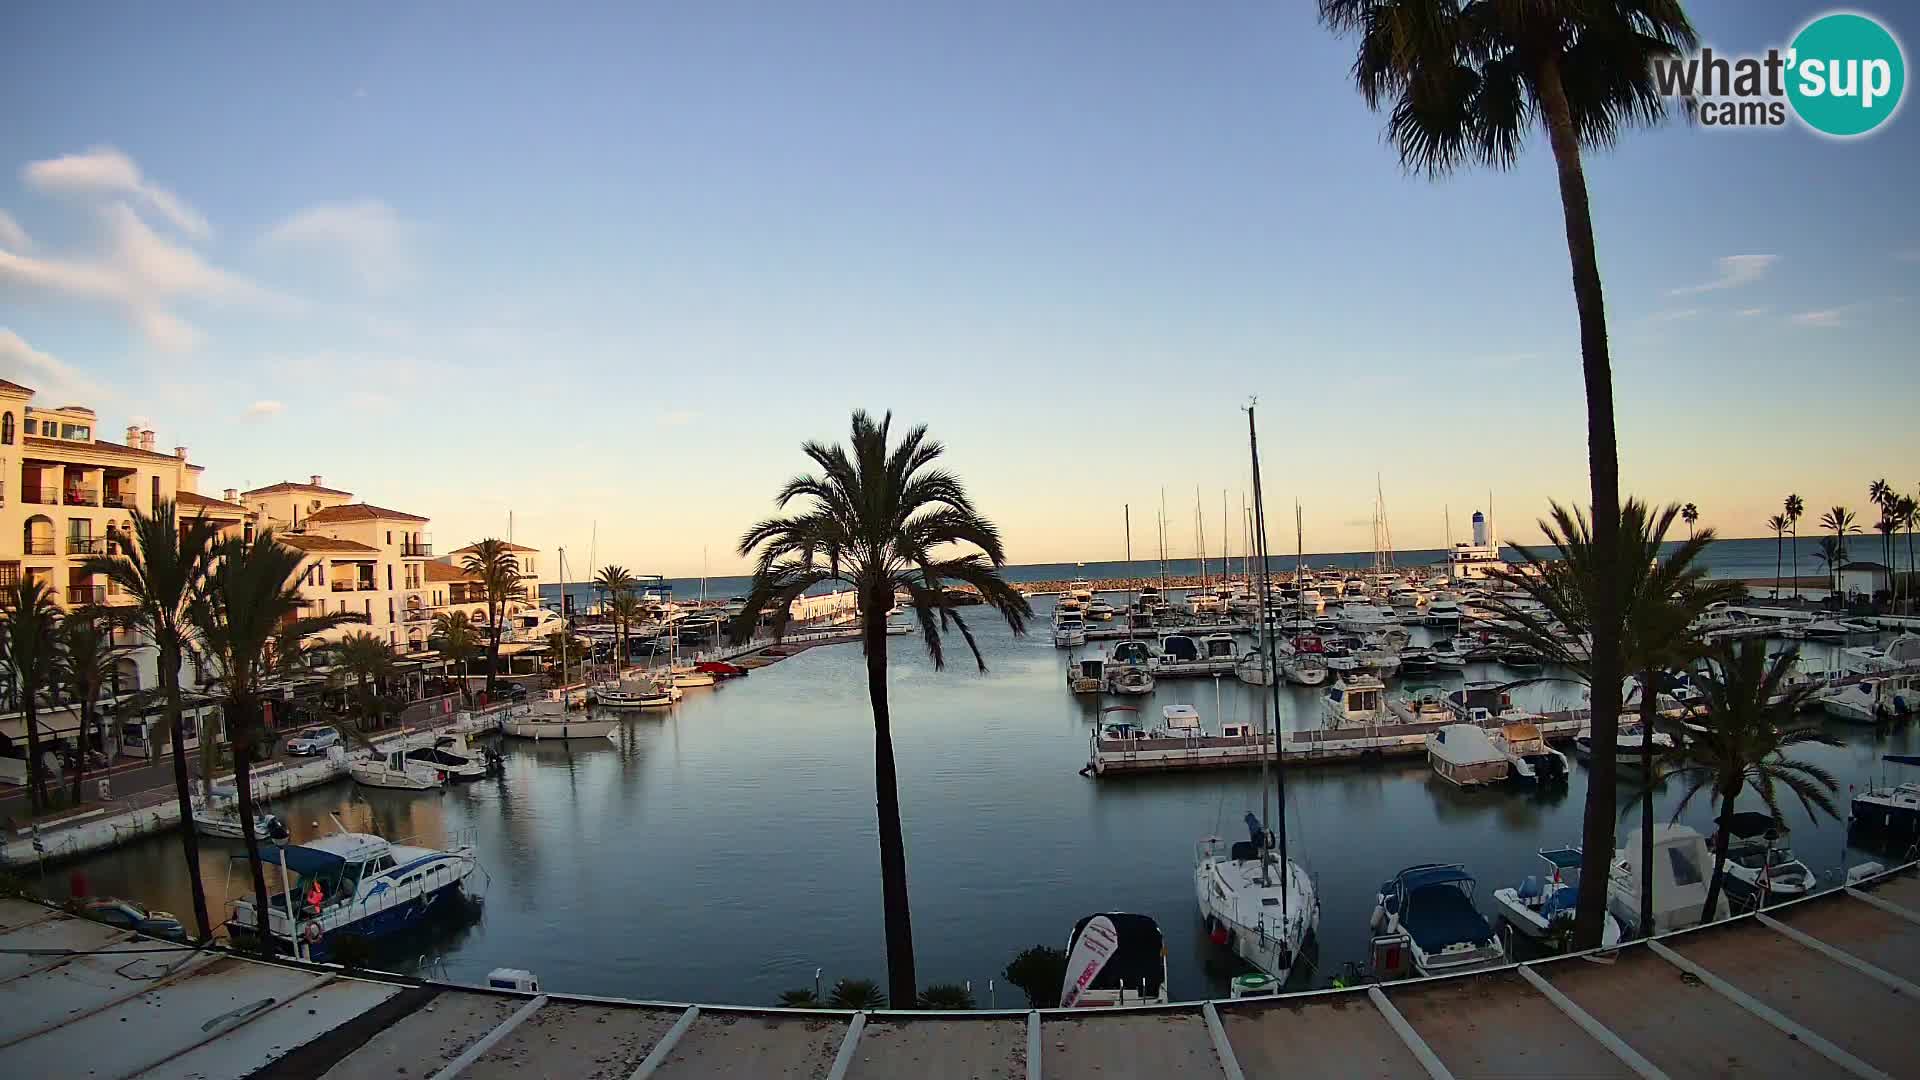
275;844;347;879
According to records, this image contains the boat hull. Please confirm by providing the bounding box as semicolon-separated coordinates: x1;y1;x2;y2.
501;718;618;740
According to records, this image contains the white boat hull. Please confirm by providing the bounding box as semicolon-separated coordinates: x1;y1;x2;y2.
349;763;446;791
1195;851;1318;984
501;717;618;740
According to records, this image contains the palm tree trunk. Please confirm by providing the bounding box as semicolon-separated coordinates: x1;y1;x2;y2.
1537;54;1624;951
22;694;46;814
69;698;94;806
1639;671;1658;937
864;584;917;1006
161;643;213;941
1790;529;1799;600
1700;784;1737;927
1774;530;1783;600
231;699;273;952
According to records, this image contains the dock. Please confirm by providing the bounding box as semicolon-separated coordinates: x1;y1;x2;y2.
1089;710;1589;776
3;861;1916;1078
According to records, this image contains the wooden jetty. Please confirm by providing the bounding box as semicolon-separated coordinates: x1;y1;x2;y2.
6;861;1918;1078
1088;710;1588;776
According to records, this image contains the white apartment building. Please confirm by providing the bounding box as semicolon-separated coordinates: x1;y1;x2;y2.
240;479;435;653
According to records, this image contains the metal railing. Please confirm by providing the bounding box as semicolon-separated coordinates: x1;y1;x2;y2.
24;538;55;555
403;541;433;557
22;488;58;505
0;566;19;588
64;487;99;506
67;537;104;555
67;585;105;605
103;491;131;509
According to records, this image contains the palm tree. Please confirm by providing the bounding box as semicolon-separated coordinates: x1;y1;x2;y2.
1785;494;1805;600
1869;479;1895;596
1765;513;1789;599
80;500;221;940
604;591;644;674
1481;500;1736;942
827;978;888;1010
2;579;63;812
192;532;364;950
431;611;481;705
594;564;635;601
732;410;1032;1005
1680;503;1698;539
1317;0;1696;946
329;631;397;731
1874;511;1899;607
1898;493;1918;614
55;609;119;807
1663;641;1839;924
460;540;524;697
1812;537;1843;601
1818;506;1859;599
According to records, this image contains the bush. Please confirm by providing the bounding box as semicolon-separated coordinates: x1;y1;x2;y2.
826;977;887;1009
916;983;974;1009
776;988;821;1008
1003;945;1067;1009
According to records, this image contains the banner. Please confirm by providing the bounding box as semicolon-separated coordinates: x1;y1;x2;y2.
1059;915;1121;1008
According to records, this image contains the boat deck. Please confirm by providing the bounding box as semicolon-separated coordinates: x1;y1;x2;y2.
1092;710;1590;775
7;862;1920;1078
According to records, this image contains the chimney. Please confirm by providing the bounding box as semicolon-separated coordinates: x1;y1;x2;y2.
125;424;140;446
174;445;188;461
140;429;156;452
310;474;323;487
223;488;238;503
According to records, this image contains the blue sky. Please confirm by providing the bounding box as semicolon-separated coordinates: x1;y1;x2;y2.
2;1;1916;573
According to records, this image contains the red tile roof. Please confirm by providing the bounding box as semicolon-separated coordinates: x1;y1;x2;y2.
277;534;380;555
425;562;478;583
300;503;429;524
24;435;198;466
176;490;251;517
241;480;356;498
0;379;33;395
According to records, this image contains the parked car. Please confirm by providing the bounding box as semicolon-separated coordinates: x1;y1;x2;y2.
284;726;342;755
78;898;187;941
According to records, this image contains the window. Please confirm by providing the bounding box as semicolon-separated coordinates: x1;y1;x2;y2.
386;530;392;545
2;413;13;444
1667;846;1704;887
387;598;395;623
386;565;393;590
151;476;159;508
364;598;371;617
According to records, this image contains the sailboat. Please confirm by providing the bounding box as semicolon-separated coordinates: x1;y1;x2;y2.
1194;403;1319;988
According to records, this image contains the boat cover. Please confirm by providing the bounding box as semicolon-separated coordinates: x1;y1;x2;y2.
1069;913;1165;995
274;844;348;878
1405;884;1495;953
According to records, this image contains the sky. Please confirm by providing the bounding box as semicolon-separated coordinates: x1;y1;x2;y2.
2;1;1917;575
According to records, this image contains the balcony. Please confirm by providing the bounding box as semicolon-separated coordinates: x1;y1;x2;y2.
104;491;132;509
23;488;58;505
24;538;55;556
404;609;432;623
402;540;433;558
67;585;105;606
67;537;104;555
64;488;100;507
329;580;377;592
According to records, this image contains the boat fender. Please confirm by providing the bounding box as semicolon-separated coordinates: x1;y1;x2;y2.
304;922;323;945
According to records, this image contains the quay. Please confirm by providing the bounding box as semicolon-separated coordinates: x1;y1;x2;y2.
1089;710;1589;776
2;861;1915;1077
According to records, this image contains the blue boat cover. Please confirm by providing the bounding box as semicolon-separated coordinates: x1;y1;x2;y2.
1397;864;1475;893
1405;884;1495;952
275;844;348;879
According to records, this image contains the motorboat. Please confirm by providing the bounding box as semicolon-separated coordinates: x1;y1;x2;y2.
500;689;617;740
1780;618;1877;640
1369;864;1505;978
405;732;495;781
1279;635;1330;687
226;823;482;961
1195;815;1319;986
1201;633;1238;663
1424;598;1463;628
1155;634;1201;666
1234;647;1277;686
1574;721;1675;766
1425;724;1510;788
1322;674;1387;728
1444;682;1526;725
350;749;447;791
1067;579;1095;607
1427;640;1471;668
1396;646;1440;677
1842;632;1920;675
1816;675;1918;723
1489;721;1569;785
1084;598;1116;622
1336;603;1397;633
1386;685;1452;725
1059;913;1171;1008
592;676;681;708
1068;656;1107;695
1714;812;1815;906
669;664;717;688
1498;645;1546;669
1053;611;1088;648
1608;824;1725;936
1850;754;1920;851
193;786;288;843
884;616;916;636
1109;639;1155;668
1108;665;1155;695
1492;848;1622;947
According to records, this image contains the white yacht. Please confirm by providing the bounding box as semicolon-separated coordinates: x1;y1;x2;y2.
1423;597;1464;627
1336;604;1397;633
405;731;493;781
1053;610;1088;648
1816;675;1918;723
1196;816;1318;988
670;664;717;688
1842;632;1920;675
1492;848;1622;946
1278;635;1330;687
1084;597;1116;621
1322;674;1387;728
1609;824;1725;936
1488;720;1569;785
350;749;447;791
1234;647;1277;686
193;786;288;843
1426;724;1510;787
1387;685;1452;725
500;688;617;740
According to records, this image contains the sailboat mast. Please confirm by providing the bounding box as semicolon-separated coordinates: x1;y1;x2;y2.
1124;505;1135;637
558;546;568;688
1246;404;1279;897
1195;487;1208;593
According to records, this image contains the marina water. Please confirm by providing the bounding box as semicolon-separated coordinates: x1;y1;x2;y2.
53;593;1916;1004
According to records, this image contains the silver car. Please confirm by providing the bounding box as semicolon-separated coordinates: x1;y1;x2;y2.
284;726;341;755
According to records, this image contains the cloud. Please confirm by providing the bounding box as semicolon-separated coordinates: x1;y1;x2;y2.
0;201;285;351
1737;307;1768;317
1669;254;1778;296
241;399;286;420
1790;306;1852;327
262;200;414;291
0;210;29;251
23;146;209;239
0;328;109;404
659;408;701;427
1645;308;1702;323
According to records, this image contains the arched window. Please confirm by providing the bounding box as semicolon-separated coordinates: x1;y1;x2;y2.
1;413;13;445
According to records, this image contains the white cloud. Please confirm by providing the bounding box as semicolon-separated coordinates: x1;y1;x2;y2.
1645;308;1702;323
1669;254;1778;296
1790;306;1852;327
262;200;414;291
0;328;109;404
1737;307;1768;317
0;210;29;252
0;202;285;351
241;400;286;420
23;147;210;240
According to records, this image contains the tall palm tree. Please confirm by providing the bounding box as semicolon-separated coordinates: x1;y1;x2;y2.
1818;506;1858;599
1812;538;1842;601
1869;479;1895;595
1874;511;1899;606
1317;0;1695;946
55;608;119;807
460;540;524;697
1898;493;1918;614
594;564;635;601
1663;641;1838;924
431;611;481;705
1481;500;1736;942
80;500;221;940
192;532;363;950
329;631;398;731
2;579;63;813
1680;503;1698;539
731;410;1031;1005
1784;494;1805;600
605;590;644;674
1765;513;1789;600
